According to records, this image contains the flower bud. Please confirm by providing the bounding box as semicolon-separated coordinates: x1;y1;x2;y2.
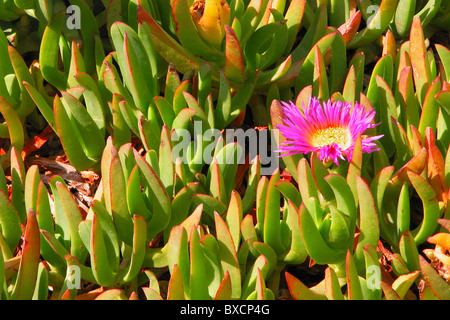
190;0;230;47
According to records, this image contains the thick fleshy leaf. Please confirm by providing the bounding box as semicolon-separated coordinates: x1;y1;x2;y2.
95;289;128;300
32;262;49;300
363;244;382;300
407;171;440;245
90;200;120;269
338;10;361;45
366;54;393;116
102;139;133;245
134;149;171;240
409;17;431;104
165;183;198;240
68;41;86;88
227;73;257;127
281;200;307;264
238;0;270;45
154;96;176;130
297;158;319;214
189;227;210;300
242;155;260;214
68;0;99;74
54;97;97;171
60;90;105;160
59;255;81;300
8;46;35;119
415;0;443;28
324;267;345;300
284;0;306;54
240;214;259;258
295;32;337;94
299;202;346;265
90;213;118;287
73;72;107;134
201;234;224;298
435;44;450;82
373;76;397;157
0;190;23;252
325;173;356;235
418;75;442;136
241;255;269;299
309;154;333;201
327;31;347;94
225;191;243;251
0;96;24;152
385;148;427;201
393;0;416;36
214;271;232;300
258;10;289;71
122;215;147;282
159;124;174;195
270;99;301;178
56;181;87;262
215;212;241;299
207;158;227;204
276;180;301;209
110;93;131;148
397;64;421;140
285;271;326;300
137;6;201;74
381;282;401;300
346;134;362;204
436;89;450;148
343;65;357;103
346;251;363;300
23;81;56;132
167;226;190;298
349;0;399;49
263;169;286;254
191;193;227;217
391;270;420;299
39;11;66;90
354;176;379;270
290;3;327;67
224;25;245;84
425;127;448;202
40;229;70;274
110;22;153;113
256;55;292;88
9;148;25;223
312;45;329;101
399;230;420;272
397;183;411;238
419;255;450;300
167;264;185;300
10;209;40;300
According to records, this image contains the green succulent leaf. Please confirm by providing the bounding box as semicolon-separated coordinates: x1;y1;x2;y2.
10;209;40;300
90;213;118;287
349;0;399;49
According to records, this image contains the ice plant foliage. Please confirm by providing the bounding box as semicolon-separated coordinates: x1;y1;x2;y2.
277;97;383;165
1;0;450;301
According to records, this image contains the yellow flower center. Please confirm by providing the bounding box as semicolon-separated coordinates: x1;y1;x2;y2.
311;126;350;149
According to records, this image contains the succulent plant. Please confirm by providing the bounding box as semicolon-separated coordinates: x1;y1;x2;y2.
0;0;449;301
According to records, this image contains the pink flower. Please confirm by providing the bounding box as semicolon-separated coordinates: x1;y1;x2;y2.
276;96;383;165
